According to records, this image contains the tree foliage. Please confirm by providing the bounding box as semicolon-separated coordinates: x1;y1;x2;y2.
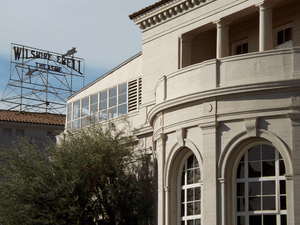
0;121;153;225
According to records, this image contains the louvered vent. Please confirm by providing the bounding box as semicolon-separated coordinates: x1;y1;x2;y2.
138;78;142;105
128;79;138;112
128;78;142;112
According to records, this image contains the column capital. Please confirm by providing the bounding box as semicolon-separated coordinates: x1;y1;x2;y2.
213;19;232;27
255;0;279;9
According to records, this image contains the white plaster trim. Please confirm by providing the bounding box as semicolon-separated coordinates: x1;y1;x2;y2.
218;129;293;179
164;138;203;186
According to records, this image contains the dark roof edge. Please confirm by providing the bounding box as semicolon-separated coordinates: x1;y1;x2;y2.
67;51;142;101
129;0;174;20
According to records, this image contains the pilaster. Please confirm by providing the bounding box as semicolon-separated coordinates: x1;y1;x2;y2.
155;133;167;225
287;112;300;225
198;115;218;225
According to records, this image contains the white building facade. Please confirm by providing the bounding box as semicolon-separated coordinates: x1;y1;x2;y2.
66;0;300;224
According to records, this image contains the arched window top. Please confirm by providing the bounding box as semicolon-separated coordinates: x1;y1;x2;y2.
235;144;287;225
179;154;201;225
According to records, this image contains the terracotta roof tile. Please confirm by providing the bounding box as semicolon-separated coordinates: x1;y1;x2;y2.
129;0;173;20
0;110;65;126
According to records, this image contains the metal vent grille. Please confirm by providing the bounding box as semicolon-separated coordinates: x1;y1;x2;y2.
128;78;142;112
138;78;142;106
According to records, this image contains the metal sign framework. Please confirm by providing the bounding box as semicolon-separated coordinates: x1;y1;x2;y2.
0;44;85;114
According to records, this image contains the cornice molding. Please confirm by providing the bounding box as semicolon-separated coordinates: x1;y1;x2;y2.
132;0;215;31
147;79;300;126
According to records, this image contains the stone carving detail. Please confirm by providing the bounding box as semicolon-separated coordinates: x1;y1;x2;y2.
176;127;185;147
134;0;214;30
245;118;258;137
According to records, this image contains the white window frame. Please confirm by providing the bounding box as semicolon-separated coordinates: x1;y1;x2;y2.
273;23;293;49
232;39;249;55
177;153;202;225
232;142;287;225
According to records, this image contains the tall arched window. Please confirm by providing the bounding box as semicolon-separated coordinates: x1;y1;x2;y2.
235;144;287;225
179;154;201;225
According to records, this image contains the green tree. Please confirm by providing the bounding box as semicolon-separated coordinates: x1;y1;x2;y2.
0;121;153;225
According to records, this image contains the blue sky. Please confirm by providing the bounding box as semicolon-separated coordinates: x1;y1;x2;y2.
0;0;155;111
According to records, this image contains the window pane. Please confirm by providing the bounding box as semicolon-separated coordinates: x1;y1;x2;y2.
237;198;245;212
91;94;98;104
263;215;276;225
99;110;107;121
67;122;71;130
195;187;201;200
119;93;127;104
181;204;184;217
118;104;127;116
181;171;185;186
100;100;107;110
187;155;193;169
119;83;127;94
262;145;275;160
187;170;193;184
109;96;117;107
248;162;261;177
109;107;117;119
187;202;193;215
285;27;292;42
67;103;72;122
181;189;185;203
73;100;80;119
242;43;248;54
187;220;193;225
237;163;245;178
237;216;245;225
81;117;88;128
248;146;261;161
195;219;201;225
281;215;287;225
91;113;98;124
280;196;286;210
263;181;275;195
109;87;117;97
249;215;261;225
263;196;275;210
279;160;286;176
82;97;89;116
263;161;275;176
237;183;245;197
280;180;286;194
187;188;193;202
195;201;201;214
248;181;261;196
249;197;261;210
72;119;80;130
90;103;98;114
100;91;107;101
195;168;200;182
236;45;242;55
278;30;284;45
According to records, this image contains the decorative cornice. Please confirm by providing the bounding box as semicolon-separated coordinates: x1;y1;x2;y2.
132;0;215;31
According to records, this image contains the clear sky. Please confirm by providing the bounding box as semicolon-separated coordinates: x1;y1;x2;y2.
0;0;155;110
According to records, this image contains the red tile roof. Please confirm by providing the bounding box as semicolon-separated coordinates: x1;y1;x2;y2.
0;110;65;126
129;0;173;20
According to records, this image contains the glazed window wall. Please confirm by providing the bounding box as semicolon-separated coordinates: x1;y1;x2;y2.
235;144;287;225
66;79;140;130
180;154;201;225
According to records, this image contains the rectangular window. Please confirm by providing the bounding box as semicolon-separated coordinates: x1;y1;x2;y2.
274;24;293;49
67;79;141;130
81;97;89;128
232;40;248;55
100;90;108;121
90;93;98;124
73;100;80;130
